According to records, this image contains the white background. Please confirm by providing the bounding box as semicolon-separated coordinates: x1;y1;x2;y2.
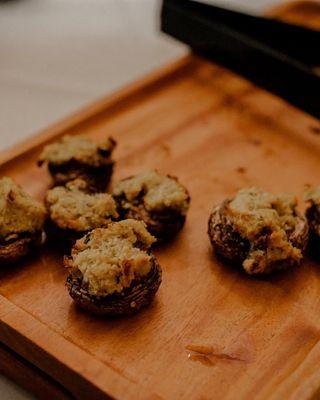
0;0;277;398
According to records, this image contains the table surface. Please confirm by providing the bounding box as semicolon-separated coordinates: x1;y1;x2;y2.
0;0;277;398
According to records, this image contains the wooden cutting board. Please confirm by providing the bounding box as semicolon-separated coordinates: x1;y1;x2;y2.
0;2;320;399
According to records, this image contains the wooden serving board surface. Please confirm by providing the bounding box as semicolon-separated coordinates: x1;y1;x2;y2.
0;2;320;399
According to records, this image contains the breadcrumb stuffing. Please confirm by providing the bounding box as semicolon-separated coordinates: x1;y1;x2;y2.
113;170;189;213
0;177;46;238
228;188;297;238
70;219;156;296
227;188;302;273
39;135;115;166
45;179;118;232
304;186;320;204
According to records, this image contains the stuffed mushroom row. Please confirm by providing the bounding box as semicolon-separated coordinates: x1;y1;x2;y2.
0;135;190;316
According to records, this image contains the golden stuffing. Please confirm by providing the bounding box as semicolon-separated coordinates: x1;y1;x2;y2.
113;170;189;213
45;179;118;232
69;219;156;295
39;135;115;166
0;177;46;238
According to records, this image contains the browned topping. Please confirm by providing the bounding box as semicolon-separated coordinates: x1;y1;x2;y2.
0;177;46;239
68;219;156;296
39;135;116;166
304;186;320;205
226;188;302;274
45;179;118;232
113;170;189;214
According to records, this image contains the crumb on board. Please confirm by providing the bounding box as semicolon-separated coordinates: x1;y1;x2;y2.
160;143;171;156
264;148;275;156
310;126;320;135
248;138;262;146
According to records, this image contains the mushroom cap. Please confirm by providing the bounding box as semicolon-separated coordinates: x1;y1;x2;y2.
0;231;44;265
66;257;161;315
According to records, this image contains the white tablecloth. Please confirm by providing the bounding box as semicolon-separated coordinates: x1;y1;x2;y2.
0;0;276;398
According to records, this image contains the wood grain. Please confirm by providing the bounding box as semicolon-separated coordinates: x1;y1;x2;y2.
0;342;74;400
0;2;320;399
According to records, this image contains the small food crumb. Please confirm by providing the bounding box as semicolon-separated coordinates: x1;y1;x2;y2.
160;143;171;157
248;138;261;146
264;148;275;156
310;126;320;135
236;167;246;174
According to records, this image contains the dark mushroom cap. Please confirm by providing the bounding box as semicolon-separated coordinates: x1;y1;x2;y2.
208;193;309;275
208;200;250;265
305;200;320;258
113;171;190;243
66;258;161;315
47;161;114;192
306;203;320;236
116;204;186;244
44;218;84;251
0;231;43;265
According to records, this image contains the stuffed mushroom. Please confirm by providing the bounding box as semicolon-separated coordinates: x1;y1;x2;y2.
0;177;46;264
38;134;116;192
45;179;118;248
208;188;308;275
112;171;190;243
65;219;162;315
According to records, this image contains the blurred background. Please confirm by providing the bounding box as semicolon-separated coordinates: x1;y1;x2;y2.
0;0;279;150
0;0;278;398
